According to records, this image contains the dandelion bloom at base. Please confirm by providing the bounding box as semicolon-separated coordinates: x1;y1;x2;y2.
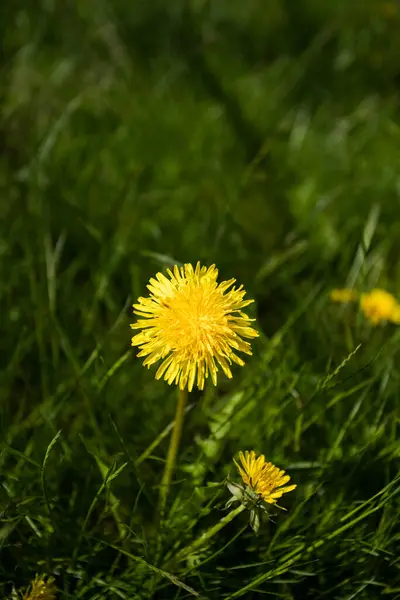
360;289;400;325
234;450;296;506
23;576;56;600
131;262;258;391
330;288;358;303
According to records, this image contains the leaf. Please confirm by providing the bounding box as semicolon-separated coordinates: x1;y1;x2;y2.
226;481;244;499
249;509;260;535
225;496;239;510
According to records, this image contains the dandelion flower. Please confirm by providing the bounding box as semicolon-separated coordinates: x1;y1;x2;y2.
131;262;258;391
381;2;398;18
234;450;296;506
360;288;400;325
23;576;56;600
330;288;358;303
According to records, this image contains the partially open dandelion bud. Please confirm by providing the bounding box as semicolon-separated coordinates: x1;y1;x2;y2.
22;576;56;600
168;452;296;565
131;262;258;391
330;288;358;303
227;451;297;533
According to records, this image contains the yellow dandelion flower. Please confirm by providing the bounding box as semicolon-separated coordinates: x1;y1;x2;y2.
23;576;56;600
381;2;398;18
359;288;400;325
234;450;296;506
131;262;258;391
330;288;358;303
390;305;400;324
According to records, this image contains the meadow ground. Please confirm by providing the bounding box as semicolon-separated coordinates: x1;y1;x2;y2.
1;2;400;598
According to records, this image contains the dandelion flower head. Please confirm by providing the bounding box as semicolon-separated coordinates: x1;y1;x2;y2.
234;450;296;506
131;262;258;391
330;288;358;303
381;2;398;18
360;288;400;325
23;576;56;600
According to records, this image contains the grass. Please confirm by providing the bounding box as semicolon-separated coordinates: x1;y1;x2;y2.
1;1;400;598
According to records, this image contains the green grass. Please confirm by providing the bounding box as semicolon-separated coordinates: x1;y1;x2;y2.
1;1;400;598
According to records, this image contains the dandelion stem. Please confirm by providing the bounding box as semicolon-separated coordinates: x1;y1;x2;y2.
159;387;188;520
166;503;246;568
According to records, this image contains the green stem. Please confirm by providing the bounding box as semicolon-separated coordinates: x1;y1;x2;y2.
158;387;188;520
166;503;246;569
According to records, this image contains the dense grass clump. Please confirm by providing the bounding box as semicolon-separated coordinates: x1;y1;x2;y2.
1;2;400;598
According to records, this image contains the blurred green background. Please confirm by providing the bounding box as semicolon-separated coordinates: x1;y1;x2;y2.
1;1;400;598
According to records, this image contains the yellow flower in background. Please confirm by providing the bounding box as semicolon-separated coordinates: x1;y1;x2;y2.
131;262;258;391
381;2;398;18
330;288;358;303
22;576;56;600
360;289;400;325
234;450;296;506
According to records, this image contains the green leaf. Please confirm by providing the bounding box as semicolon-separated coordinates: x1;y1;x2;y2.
226;481;244;499
249;509;260;535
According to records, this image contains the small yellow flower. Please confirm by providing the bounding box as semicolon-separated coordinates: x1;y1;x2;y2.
234;450;296;506
131;262;258;391
381;2;398;18
330;288;358;303
23;576;56;600
359;288;400;325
